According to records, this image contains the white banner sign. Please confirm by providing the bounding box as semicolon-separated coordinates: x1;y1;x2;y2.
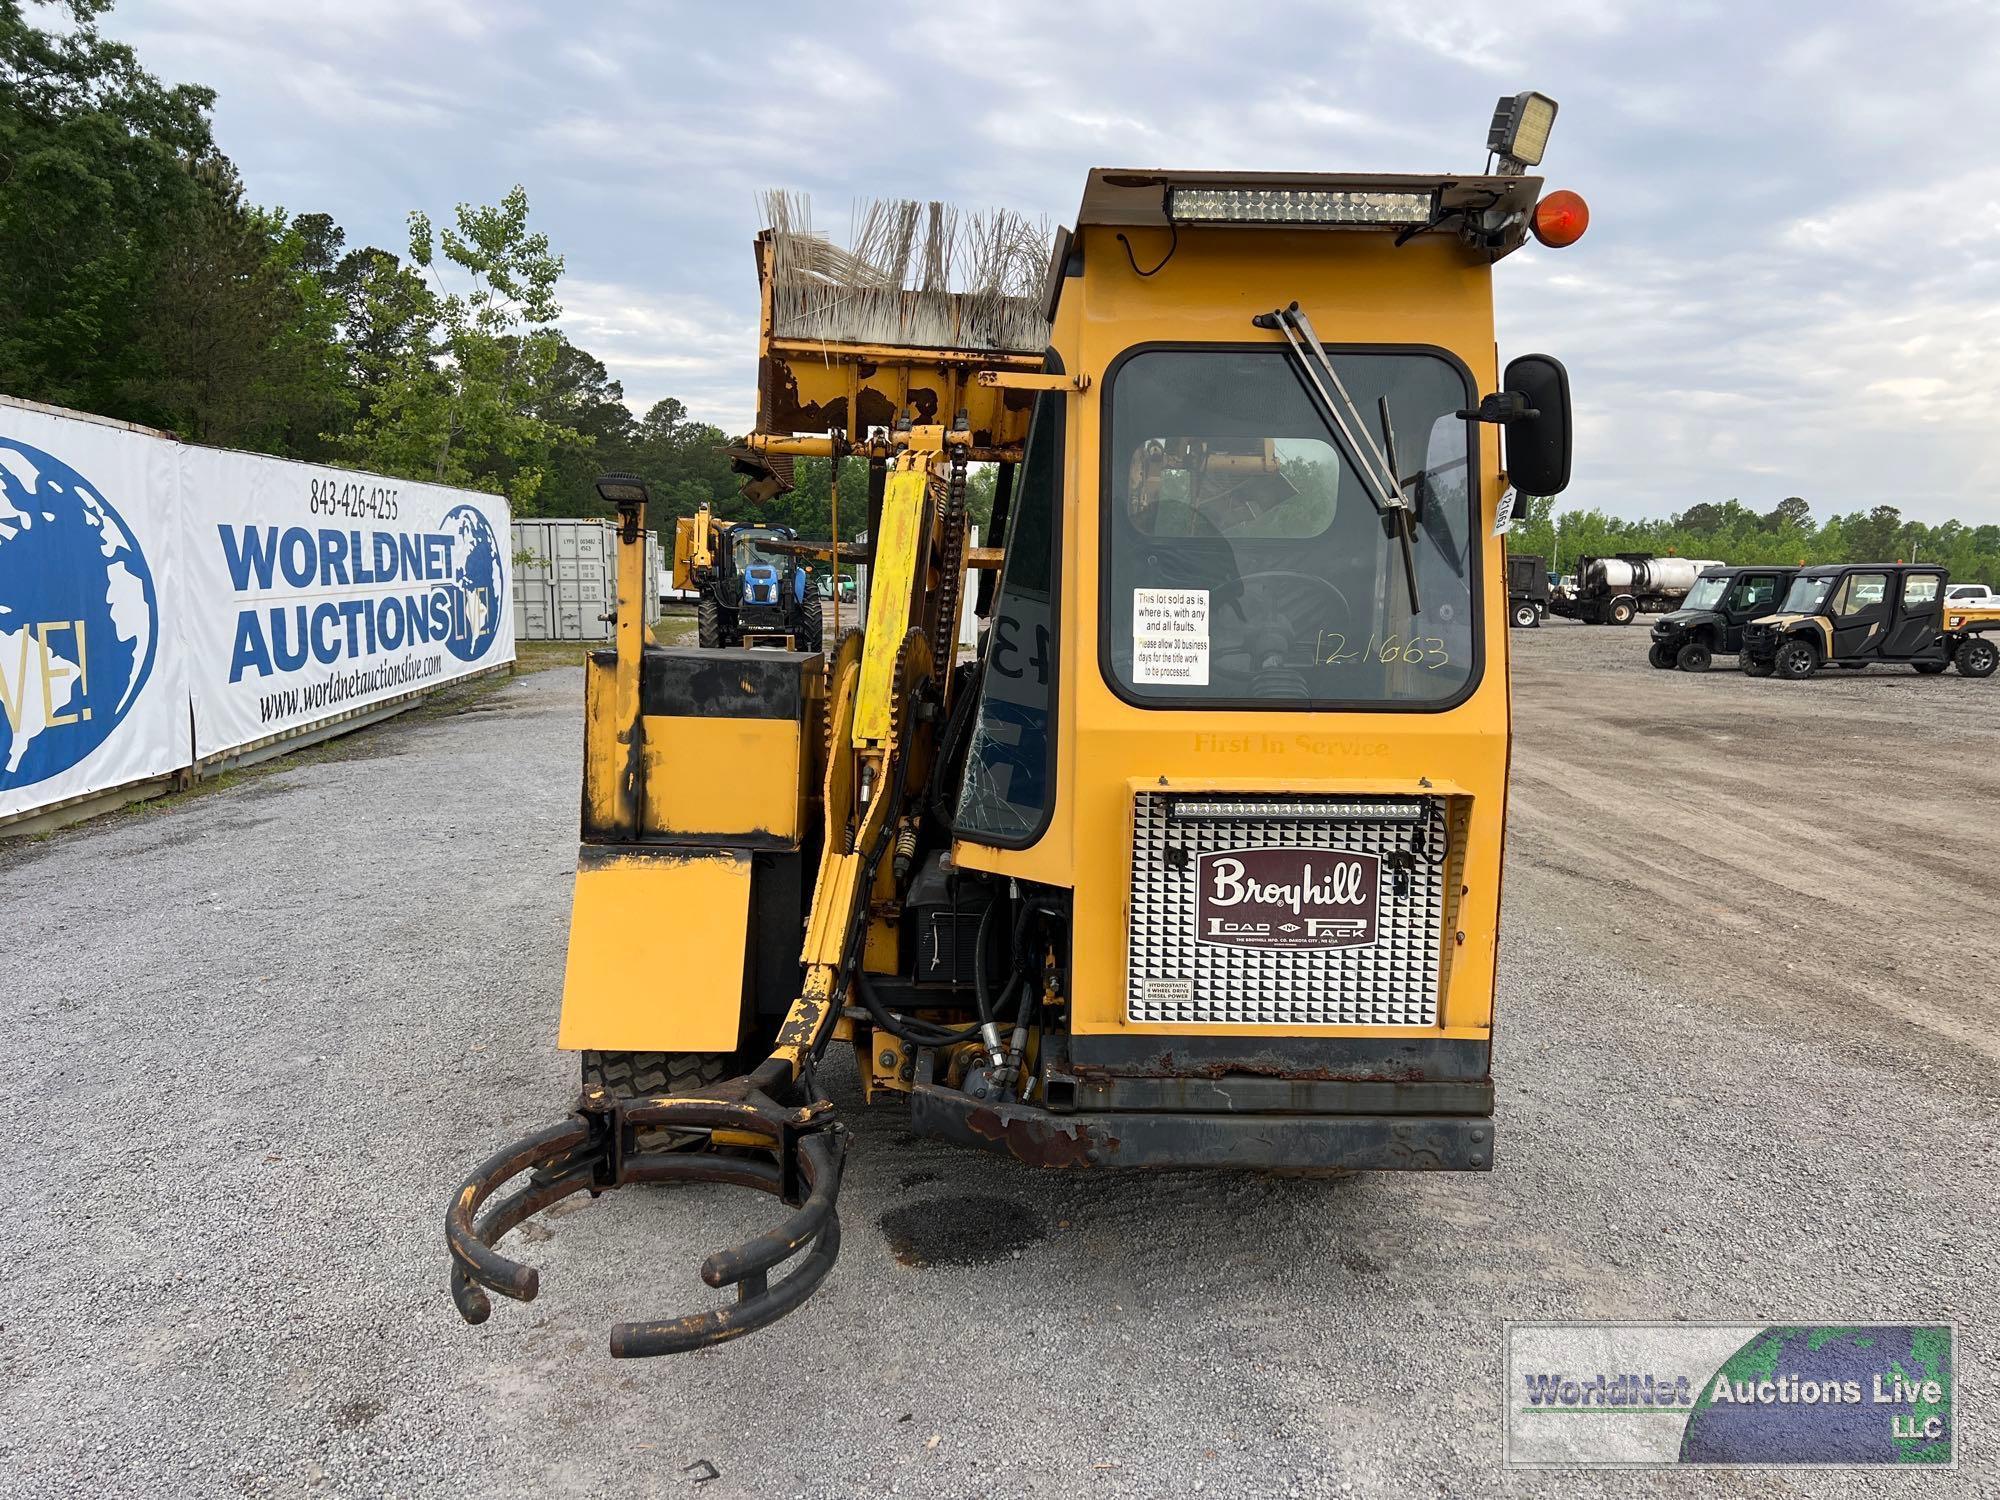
0;407;190;821
2;395;514;822
181;453;513;758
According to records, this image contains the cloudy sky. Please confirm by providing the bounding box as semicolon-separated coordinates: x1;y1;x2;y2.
104;0;2000;525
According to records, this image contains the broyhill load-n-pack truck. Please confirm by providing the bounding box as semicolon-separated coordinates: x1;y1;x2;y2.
447;90;1589;1358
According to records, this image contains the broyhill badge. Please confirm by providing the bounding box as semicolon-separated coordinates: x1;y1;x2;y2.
1194;847;1381;950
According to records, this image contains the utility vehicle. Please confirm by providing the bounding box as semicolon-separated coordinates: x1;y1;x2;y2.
1647;564;1795;671
1741;564;1999;679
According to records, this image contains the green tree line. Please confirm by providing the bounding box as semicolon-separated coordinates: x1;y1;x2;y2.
0;0;875;548
1509;495;2000;588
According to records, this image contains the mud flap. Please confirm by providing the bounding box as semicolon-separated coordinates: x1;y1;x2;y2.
556;845;750;1053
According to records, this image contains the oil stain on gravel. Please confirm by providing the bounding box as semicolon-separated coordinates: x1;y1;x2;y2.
330;1398;385;1433
879;1195;1047;1266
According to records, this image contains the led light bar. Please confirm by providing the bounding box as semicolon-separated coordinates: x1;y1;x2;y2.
1167;188;1432;226
1168;798;1429;822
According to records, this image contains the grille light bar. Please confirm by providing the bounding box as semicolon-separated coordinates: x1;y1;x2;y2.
1167;188;1432;226
1168;798;1428;822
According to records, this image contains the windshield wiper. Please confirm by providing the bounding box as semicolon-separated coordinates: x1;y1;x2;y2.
1256;301;1421;613
1373;394;1422;614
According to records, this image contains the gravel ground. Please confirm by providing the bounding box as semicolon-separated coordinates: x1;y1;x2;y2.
4;628;1994;1499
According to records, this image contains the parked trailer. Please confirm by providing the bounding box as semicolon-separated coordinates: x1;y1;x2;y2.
512;519;664;642
1548;552;1725;625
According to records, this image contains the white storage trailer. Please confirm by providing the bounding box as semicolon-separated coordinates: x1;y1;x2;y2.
511;519;666;641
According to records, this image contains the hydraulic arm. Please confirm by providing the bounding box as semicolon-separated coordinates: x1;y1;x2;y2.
447;435;970;1355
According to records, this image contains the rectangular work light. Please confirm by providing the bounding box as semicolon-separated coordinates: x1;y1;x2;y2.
594;473;652;508
1166;187;1432;226
1486;91;1558;170
1168;798;1429;822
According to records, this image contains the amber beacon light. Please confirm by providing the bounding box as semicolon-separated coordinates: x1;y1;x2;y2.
1531;190;1590;248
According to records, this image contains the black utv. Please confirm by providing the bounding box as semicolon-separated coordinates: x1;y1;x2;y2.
1740;564;1999;679
1647;565;1795;671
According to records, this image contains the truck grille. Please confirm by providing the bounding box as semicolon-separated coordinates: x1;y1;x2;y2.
1126;793;1447;1027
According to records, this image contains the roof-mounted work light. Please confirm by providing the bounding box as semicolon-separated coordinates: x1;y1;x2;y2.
1486;91;1558;173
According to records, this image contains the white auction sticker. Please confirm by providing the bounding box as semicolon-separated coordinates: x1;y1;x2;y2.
1132;587;1208;686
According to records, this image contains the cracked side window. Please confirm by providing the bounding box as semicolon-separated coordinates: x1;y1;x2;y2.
955;390;1062;845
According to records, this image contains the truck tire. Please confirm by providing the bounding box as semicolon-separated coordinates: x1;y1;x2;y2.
1773;639;1818;680
797;588;824;653
1512;601;1538;628
697;598;729;649
582;1049;735;1097
1647;643;1675;669
1675;642;1712;673
1741;654;1775;678
1609;598;1637;625
581;1050;738;1149
1955;637;1999;678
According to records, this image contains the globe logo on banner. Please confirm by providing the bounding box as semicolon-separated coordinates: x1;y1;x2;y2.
0;438;159;791
441;502;504;663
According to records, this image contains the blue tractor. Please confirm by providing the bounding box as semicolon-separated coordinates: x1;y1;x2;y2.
681;516;823;651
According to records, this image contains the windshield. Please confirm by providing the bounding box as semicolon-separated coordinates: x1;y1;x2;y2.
1102;347;1477;707
1782;575;1835;613
1682;576;1728;611
731;529;786;574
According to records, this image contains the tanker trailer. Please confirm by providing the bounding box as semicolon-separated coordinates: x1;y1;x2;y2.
1547;552;1725;624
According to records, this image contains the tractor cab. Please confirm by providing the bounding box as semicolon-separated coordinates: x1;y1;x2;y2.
1648;564;1795;671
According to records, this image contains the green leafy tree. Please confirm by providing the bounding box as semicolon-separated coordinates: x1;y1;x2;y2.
125;159;347;452
1764;495;1811;531
0;0;217;415
342;185;582;508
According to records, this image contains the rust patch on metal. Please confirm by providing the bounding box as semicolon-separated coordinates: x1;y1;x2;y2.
957;1102;1108;1168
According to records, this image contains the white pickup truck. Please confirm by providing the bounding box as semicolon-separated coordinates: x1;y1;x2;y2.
1946;582;1997;605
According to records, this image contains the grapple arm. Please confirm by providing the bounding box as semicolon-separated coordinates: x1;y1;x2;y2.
445;1071;846;1356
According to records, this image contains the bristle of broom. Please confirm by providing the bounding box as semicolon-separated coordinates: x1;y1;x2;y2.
761;190;1052;354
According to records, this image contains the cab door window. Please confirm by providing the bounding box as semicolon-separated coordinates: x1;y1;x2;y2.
1728;574;1779;614
1883;572;1945;655
1829;571;1890;654
955;388;1063;847
1832;572;1889;619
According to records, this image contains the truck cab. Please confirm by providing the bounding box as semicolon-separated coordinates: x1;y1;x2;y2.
1507;552;1550;628
1647;565;1795;671
1740;564;1997;678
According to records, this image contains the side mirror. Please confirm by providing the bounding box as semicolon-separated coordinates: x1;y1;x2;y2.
1501;354;1571;496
